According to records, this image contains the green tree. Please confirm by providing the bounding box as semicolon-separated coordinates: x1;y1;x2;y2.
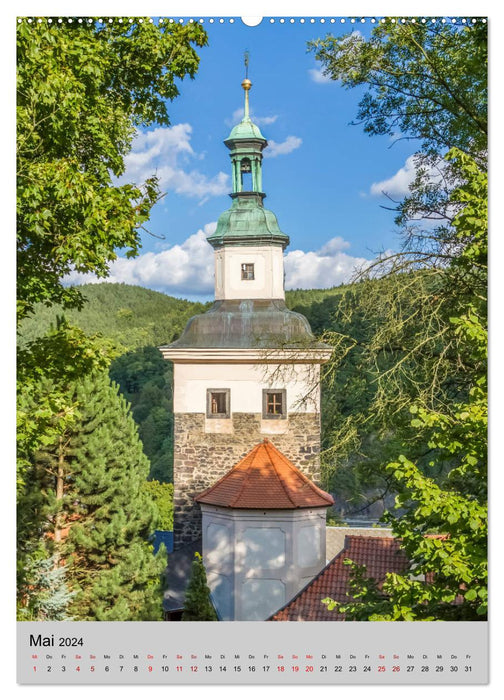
323;311;487;620
143;480;174;531
310;20;487;619
17;18;206;618
17;320;112;496
308;20;487;502
181;553;217;621
309;20;486;157
309;20;487;282
321;148;487;620
18;372;165;621
17;18;207;321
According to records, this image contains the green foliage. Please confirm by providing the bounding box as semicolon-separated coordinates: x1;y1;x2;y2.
18;284;210;352
18;372;166;621
110;345;175;482
17;320;112;496
17;19;207;321
308;21;487;158
143;481;174;531
181;553;218;621
323;307;487;620
311;20;487;620
17;19;208;622
17;554;74;621
17;284;208;484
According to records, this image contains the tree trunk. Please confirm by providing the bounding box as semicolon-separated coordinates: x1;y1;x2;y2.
53;435;65;566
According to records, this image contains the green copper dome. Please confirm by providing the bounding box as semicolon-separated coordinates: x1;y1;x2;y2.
207;77;289;249
227;116;265;142
207;193;290;249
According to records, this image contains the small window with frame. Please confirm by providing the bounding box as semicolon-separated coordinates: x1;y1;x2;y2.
207;389;230;419
262;389;287;419
241;263;255;280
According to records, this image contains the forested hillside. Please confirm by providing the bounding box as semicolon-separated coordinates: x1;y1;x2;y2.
18;283;209;351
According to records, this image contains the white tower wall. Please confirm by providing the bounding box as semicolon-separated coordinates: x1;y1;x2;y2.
214;244;285;300
201;505;328;621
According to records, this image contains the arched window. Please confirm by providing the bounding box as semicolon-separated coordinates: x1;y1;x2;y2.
240;157;252;191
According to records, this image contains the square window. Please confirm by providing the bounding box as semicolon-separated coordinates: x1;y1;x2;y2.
241;263;255;280
207;389;230;419
262;389;287;419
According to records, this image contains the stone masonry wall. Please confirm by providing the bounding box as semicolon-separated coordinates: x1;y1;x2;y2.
173;412;321;548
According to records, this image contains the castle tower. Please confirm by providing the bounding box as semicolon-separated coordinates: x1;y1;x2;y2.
160;77;332;549
195;439;334;621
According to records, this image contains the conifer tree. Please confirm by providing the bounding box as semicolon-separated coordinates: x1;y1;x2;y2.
17;554;74;621
181;553;217;621
23;372;166;621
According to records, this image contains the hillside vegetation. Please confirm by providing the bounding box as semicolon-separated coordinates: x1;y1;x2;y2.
19;280;391;504
18;283;209;351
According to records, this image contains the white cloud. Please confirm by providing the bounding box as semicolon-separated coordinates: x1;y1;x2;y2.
255;115;279;126
370;156;418;198
284;237;371;289
370;155;446;199
65;230;372;297
308;67;332;84
121;126;229;202
65;223;217;297
264;136;302;158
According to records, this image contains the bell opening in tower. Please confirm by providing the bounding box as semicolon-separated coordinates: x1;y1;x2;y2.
240;157;252;191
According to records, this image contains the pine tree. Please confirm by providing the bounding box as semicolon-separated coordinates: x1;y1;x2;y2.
181;553;217;621
23;372;166;621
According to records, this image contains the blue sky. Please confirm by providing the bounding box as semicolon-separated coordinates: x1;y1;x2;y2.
68;17;426;299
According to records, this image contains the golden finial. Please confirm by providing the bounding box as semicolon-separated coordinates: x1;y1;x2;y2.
242;51;252;119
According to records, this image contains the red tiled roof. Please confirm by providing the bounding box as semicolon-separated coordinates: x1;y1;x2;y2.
269;535;409;621
195;439;334;510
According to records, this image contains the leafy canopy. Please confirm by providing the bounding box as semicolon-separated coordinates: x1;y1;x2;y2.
17;18;207;320
308;21;487;159
310;20;487;620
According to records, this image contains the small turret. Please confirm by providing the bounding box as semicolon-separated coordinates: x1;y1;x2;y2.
207;75;289;252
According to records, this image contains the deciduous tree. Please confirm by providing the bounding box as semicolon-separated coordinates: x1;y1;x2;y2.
311;20;487;619
17;18;207;321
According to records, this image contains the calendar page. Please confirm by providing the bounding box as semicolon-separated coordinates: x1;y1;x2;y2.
15;6;489;688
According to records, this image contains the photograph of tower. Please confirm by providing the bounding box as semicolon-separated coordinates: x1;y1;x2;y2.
17;16;487;627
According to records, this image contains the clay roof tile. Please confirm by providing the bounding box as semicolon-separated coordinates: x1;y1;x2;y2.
269;535;410;621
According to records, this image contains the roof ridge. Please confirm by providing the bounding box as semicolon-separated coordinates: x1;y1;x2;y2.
265;442;298;508
230;443;262;507
265;440;333;505
195;439;334;509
